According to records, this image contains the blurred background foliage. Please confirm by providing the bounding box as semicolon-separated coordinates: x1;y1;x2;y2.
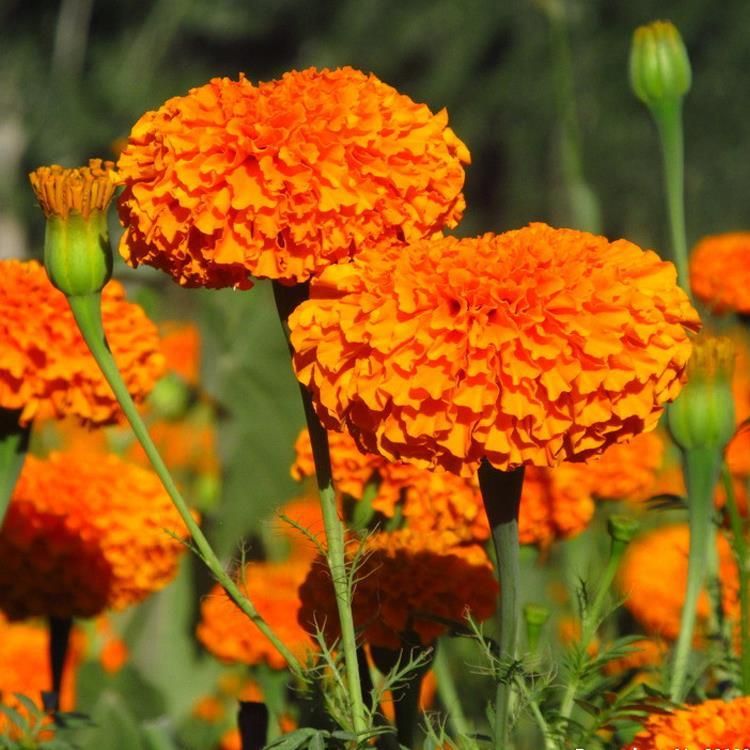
0;2;748;744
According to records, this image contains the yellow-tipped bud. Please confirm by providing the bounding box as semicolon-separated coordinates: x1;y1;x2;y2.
667;335;736;452
630;21;692;109
29;160;116;297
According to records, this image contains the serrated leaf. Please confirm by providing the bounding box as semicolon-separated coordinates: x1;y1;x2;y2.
11;694;43;719
573;699;600;717
264;728;318;750
0;703;27;731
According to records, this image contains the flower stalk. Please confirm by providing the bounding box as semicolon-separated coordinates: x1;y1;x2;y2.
477;460;525;750
273;280;367;737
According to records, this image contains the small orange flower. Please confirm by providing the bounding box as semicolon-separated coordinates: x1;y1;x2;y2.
290;224;700;476
0;451;191;619
690;232;750;314
298;530;497;649
160;322;202;386
0;260;164;425
273;495;326;561
627;696;750;749
619;524;738;640
117;68;469;289
197;559;313;670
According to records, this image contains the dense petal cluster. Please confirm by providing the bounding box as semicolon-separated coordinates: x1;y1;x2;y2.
197;559;312;670
117;67;469;289
619;524;738;640
298;529;497;649
290;224;700;475
0;260;164;425
627;696;750;749
690;232;750;314
0;451;190;619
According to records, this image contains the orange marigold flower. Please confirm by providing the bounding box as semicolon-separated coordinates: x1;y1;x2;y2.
619;524;738;640
0;260;164;425
160;322;202;386
690;232;750;314
298;530;497;649
581;430;666;502
117;68;469;289
603;638;666;676
627;695;750;749
290;224;700;476
197;559;313;670
0;451;190;619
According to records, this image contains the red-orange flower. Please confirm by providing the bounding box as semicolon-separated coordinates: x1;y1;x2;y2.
298;530;497;649
0;451;190;619
160;322;202;386
117;68;469;289
197;559;313;670
0;260;164;425
619;524;738;640
290;224;700;476
627;696;750;749
690;232;750;314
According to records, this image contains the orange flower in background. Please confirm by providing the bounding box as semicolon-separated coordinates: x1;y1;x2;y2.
619;524;738;640
690;232;750;314
272;495;326;561
582;430;666;502
298;529;497;649
160;322;202;386
0;451;190;619
197;558;312;670
117;67;469;289
603;638;667;676
627;696;750;749
290;224;700;476
0;260;164;425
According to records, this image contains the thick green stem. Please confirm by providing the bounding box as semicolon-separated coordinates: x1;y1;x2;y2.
66;292;302;676
272;281;367;736
723;465;750;693
478;461;525;750
0;408;30;529
652;100;690;292
433;643;472;741
670;447;722;701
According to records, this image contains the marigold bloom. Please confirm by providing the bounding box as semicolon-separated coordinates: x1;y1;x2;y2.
117;68;469;289
627;696;750;749
293;428;594;546
197;559;312;670
160;322;202;386
298;530;497;649
0;451;190;619
619;524;738;640
0;260;164;425
290;224;700;476
690;232;750;314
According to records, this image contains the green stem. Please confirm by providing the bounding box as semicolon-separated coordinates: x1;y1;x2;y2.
66;292;302;676
433;643;472;741
514;675;556;750
272;281;367;736
723;464;750;694
477;461;525;750
652;100;690;293
0;408;30;529
670;447;722;701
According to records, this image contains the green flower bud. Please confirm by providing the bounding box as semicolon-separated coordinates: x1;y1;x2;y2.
607;515;639;545
29;160;116;297
523;603;550;654
630;21;692;109
149;374;191;420
667;336;736;452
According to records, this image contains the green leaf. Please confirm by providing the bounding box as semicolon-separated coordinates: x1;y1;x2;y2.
79;691;146;750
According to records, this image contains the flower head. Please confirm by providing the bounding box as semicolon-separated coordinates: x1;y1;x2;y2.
117;68;469;289
619;524;738;640
0;260;164;425
690;232;750;314
0;450;191;619
197;559;312;670
290;224;700;475
627;696;750;749
298;529;497;649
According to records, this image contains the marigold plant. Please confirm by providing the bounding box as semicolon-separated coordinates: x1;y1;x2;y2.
0;259;164;425
196;558;313;670
117;67;469;289
290;224;700;476
690;232;750;314
298;529;497;649
627;695;750;749
0;451;191;619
